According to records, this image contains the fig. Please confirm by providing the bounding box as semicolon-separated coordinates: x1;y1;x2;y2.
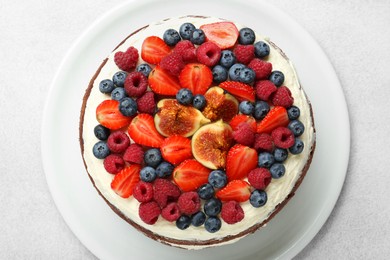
192;120;233;169
202;87;239;122
155;99;210;137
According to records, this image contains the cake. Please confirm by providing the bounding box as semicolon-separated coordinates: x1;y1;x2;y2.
79;15;316;250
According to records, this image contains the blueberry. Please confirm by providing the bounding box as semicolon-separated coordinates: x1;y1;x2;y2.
204;198;222;217
112;71;127;87
254;101;270;120
239;27;256;45
197;183;215;200
212;65;228;84
228;63;246;81
239;67;256;84
190;29;205;45
192;94;207;110
156;161;174;178
144;148;163;167
208;170;227;189
191;211;206;227
219;50;236;68
289;139;304;154
176;88;193;105
269;70;285;87
119;97;137;117
99;79;115;94
92;141;110;159
274;148;288;162
250;190;267;208
163;29;181;46
176;215;191;230
288;120;305;137
140;166;157;182
111;87;127;101
94;124;110;141
258;152;275;168
287;106;301;120
270;163;286;179
239;101;254;115
179;23;196;40
204;217;222;233
136;63;152;77
254;41;270;58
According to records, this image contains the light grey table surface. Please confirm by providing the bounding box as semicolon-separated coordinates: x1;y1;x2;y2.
1;0;389;259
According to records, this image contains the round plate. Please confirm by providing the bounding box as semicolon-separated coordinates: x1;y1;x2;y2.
41;0;350;259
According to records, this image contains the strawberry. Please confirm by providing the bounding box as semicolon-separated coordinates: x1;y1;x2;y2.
96;100;132;130
256;106;289;134
128;114;164;148
226;144;258;181
179;63;213;95
216;180;251;202
173;159;211;192
110;164;141;198
200;22;239;49
229;114;257;131
160;135;193;165
141;36;171;65
219;81;255;102
148;66;181;96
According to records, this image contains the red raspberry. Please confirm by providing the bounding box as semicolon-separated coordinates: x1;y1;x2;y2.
133;181;154;203
160;52;185;76
221;201;244;224
107;131;130;153
255;80;277;101
123;143;144;164
153;179;181;208
177;191;201;215
174;40;197;62
232;122;255;146
161;202;181;222
114;46;139;72
124;71;148;98
253;133;274;152
271;86;294;107
136;91;156;114
271;127;295;149
196;42;221;67
103;154;125;174
247;168;272;190
233;44;255;65
138;201;161;225
248;58;272;80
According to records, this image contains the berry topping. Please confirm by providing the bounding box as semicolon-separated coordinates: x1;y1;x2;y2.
141;36;171;65
163;29;181;46
191;211;206;227
258;152;275;168
272;86;294;107
269;70;285;87
273;148;288;162
133;181;154;203
94;124;110;141
110;164;141;198
253;133;274;152
160;52;185;76
173;159;211;192
96;100;132;130
190;28;206;45
136;63;152;77
228;63;246;81
255;80;277;101
111;87;127;101
123;143;144;164
176;215;191;230
179;23;196;40
153;178;181;208
204;198;222;217
99;79;115;94
288;120;305;137
196;42;221;67
119;97;137;117
287;105;300;120
229;114;257;132
247;168;272;190
114;46;139;72
124;71;148;98
250;190;267;208
289;138;304;154
233;44;255;65
112;71;127;88
140;166;157;183
139;201;161;225
197;183;215;200
160;135;192;165
248;58;273;80
92;141;110;159
192;94;207;110
254;41;270;58
156;161;174;178
136;91;156;114
239;100;255;116
270;163;286;178
128;114;164;148
177;191;201;215
173;40;197;62
256;106;289;134
107;131;130;153
219;50;236;68
226;144;258;181
212;65;228;84
219;81;255;102
161;202;181;222
232;122;255;146
200;21;239;50
216;180;251;202
148;66;181;96
205;216;222;233
176;88;194;105
144;148;163;168
254;100;271;120
208;170;228;189
221;201;245;224
238;67;256;85
238;27;256;45
103;154;125;174
271;127;295;149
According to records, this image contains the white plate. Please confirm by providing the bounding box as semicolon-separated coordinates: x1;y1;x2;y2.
41;0;350;259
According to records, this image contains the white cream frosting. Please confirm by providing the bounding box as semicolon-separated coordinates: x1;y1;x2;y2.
81;16;315;250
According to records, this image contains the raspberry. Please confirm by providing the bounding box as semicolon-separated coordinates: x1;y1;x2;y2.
233;44;255;65
103;154;125;174
248;58;272;80
196;42;221;67
160;52;185;76
153;178;181;208
138;201;161;225
161;202;181;222
271;127;295;149
133;181;154;203
271;86;294;107
136;91;156;114
220;201;244;224
255;80;277;101
247;168;272;190
174;40;197;62
107;131;130;153
253;133;274;152
123;143;144;164
177;191;201;215
124;71;148;98
232;122;255;146
114;46;139;72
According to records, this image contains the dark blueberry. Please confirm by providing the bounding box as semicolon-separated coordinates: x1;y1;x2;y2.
287;106;301;120
190;29;205;45
191;211;206;227
92;141;110;159
228;63;246;81
179;23;196;40
219;50;236;68
204;198;222;217
254;41;270;58
140;166;157;182
273;148;288;162
239;27;256;45
119;97;137;117
212;65;228;84
144;148;163;168
239;67;256;84
204;216;222;233
176;215;191;230
163;29;181;46
270;163;286;179
136;63;152;77
269;70;285;87
288;120;305;137
99;79;115;94
239;101;255;115
258;152;275;168
208;170;227;189
156;161;174;178
289;139;304;154
111;87;127;101
94;124;110;141
112;71;127;87
250;190;267;208
197;183;215;200
254;100;270;120
176;88;193;105
192;94;207;110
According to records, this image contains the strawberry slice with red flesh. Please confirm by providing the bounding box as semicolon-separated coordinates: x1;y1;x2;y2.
128;113;164;148
257;106;289;134
219;81;255;102
229;114;257;132
141;36;171;65
200;22;239;50
179;63;213;95
111;164;141;198
226;144;258;181
148;66;181;96
161;135;193;165
96;100;132;130
216;180;251;202
173;159;211;192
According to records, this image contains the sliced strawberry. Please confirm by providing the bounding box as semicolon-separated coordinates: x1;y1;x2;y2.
141;36;171;65
161;135;193;165
219;81;255;102
173;159;211;192
216;180;251;202
179;63;213;95
226;144;258;181
200;22;239;50
110;164;141;198
128;113;164;148
96;100;132;130
229;114;257;131
148;66;181;96
257;106;289;134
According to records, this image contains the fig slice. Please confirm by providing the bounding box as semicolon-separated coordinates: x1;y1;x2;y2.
154;99;210;137
202;86;239;123
191;120;233;169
